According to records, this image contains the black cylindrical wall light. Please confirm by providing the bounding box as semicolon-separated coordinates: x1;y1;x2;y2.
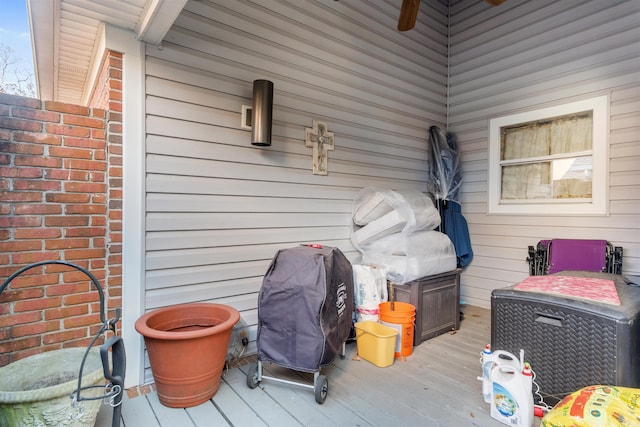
251;79;273;146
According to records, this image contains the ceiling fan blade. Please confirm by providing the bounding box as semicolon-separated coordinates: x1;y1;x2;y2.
485;0;506;5
398;0;420;31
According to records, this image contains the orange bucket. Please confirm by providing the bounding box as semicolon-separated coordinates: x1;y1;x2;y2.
379;301;415;358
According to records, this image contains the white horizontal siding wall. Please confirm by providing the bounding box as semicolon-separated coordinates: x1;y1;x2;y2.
448;0;640;308
141;0;448;379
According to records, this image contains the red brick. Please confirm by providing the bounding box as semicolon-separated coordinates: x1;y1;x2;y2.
13;204;62;215
15;155;62;168
65;159;106;171
45;305;88;320
45;169;69;180
109;166;123;177
64;313;101;329
64;136;105;150
63;293;100;307
46;193;90;203
68;170;89;181
91;259;106;270
65;205;106;215
12;107;60;123
92;193;106;203
63;114;104;129
109;80;122;91
109;69;122;80
63;249;105;260
63;269;103;283
91;129;106;139
0;117;42;132
109;188;122;199
0;215;41;228
109;111;122;123
5;272;59;289
0;191;42;202
14;225;62;240
43;102;89;116
46;281;90;296
0;336;41;353
0;93;40;108
64;336;103;349
0;166;43;178
108;101;122;113
49;146;93;159
44;216;88;227
12;320;59;338
0;287;44;303
13;131;62;145
0;240;42;253
91;108;106;119
11;251;60;265
91;216;106;226
0;311;41;328
107;243;122;254
65;227;106;237
0;104;10;116
0;128;10;140
90;172;106;182
44;238;90;250
63;182;106;193
45;123;91;138
0;140;45;154
14;296;62;312
13;179;61;191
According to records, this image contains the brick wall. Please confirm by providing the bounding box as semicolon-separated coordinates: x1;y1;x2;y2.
0;49;123;366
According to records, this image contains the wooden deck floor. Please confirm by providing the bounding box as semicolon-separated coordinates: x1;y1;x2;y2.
94;305;541;427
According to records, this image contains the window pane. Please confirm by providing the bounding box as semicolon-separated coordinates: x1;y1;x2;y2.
501;163;551;199
501;126;549;160
549;113;592;155
501;112;593;160
552;157;592;198
501;157;592;201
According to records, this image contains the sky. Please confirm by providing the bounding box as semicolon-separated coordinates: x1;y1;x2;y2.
0;0;35;89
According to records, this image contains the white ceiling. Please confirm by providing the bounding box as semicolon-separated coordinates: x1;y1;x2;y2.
27;0;187;105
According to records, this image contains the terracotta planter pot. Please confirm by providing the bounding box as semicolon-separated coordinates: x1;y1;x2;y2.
135;303;240;408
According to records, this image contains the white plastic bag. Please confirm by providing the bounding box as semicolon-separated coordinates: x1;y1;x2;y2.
352;264;388;322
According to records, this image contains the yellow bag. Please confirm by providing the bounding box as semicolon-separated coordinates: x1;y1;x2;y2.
541;386;640;427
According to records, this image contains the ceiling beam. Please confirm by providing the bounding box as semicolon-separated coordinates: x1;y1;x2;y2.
136;0;188;46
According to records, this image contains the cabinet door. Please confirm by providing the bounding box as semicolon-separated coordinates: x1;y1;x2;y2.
420;281;457;339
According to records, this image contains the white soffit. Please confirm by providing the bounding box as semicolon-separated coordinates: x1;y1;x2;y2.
27;0;187;104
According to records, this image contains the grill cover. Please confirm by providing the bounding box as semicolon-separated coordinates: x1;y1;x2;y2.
257;245;354;372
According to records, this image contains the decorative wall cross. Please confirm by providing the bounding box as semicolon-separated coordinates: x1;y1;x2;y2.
304;120;334;175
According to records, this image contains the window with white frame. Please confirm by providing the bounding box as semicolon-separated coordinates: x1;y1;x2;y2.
488;95;609;215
